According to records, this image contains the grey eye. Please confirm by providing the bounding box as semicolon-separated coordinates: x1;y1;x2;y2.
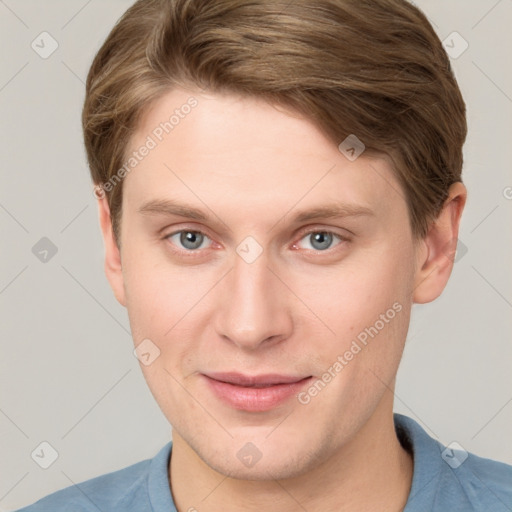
180;231;204;249
296;231;345;252
167;230;209;250
308;232;334;251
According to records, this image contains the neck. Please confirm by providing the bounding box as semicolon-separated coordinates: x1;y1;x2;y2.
169;398;413;512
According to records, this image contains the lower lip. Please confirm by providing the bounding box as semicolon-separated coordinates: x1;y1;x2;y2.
203;375;312;412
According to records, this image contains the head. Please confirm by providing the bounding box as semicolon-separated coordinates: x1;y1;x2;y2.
83;0;467;479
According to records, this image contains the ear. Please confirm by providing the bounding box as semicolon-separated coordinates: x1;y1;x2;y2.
413;182;467;304
97;196;127;307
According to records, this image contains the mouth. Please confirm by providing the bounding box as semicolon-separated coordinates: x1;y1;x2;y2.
201;372;313;412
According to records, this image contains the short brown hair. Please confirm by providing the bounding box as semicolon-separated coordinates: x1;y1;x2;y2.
82;0;467;241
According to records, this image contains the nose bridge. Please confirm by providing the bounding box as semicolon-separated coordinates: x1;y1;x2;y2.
215;249;291;350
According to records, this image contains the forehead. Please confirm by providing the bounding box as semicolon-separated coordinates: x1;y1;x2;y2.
122;87;408;231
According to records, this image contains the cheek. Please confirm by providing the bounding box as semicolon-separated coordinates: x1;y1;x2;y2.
122;249;218;373
122;240;195;333
122;256;206;421
292;260;412;430
292;242;414;372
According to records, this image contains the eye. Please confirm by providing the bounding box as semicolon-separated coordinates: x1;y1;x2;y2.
295;231;344;251
166;230;212;251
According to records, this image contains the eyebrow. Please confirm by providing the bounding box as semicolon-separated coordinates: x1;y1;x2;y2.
137;198;374;224
291;204;374;223
138;199;208;221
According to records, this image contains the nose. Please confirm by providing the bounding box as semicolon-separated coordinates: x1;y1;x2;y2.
214;251;293;351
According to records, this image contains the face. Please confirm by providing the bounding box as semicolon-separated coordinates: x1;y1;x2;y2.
102;87;439;480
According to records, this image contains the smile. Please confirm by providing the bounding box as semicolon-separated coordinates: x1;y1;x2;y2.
201;372;313;412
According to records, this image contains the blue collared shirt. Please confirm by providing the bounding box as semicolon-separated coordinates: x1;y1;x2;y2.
15;414;512;511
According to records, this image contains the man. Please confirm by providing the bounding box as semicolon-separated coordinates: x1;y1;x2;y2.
17;0;512;510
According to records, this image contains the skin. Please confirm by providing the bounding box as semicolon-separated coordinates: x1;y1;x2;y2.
98;87;466;511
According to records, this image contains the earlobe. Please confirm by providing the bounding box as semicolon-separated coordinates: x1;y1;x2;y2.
97;196;127;307
413;182;467;304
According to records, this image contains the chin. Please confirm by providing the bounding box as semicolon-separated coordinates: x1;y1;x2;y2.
189;433;330;482
210;455;312;482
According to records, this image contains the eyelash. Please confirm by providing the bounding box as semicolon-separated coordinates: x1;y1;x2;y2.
163;227;350;257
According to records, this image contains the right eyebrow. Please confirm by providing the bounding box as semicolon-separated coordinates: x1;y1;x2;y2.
137;198;209;221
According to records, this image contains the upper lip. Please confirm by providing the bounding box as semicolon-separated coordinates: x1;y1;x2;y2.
203;372;311;387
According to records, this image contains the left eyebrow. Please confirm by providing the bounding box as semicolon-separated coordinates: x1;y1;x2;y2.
289;203;375;224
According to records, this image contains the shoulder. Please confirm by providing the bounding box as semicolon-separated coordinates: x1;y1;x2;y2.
15;442;173;512
395;414;512;512
437;448;512;511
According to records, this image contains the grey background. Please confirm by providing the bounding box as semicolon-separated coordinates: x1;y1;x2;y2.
1;0;511;509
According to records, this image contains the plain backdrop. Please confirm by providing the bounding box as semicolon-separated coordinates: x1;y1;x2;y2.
1;0;511;510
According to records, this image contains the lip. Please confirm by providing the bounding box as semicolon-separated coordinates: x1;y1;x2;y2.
202;372;313;412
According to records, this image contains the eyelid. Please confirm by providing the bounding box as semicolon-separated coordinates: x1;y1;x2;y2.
294;225;352;242
162;223;214;241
